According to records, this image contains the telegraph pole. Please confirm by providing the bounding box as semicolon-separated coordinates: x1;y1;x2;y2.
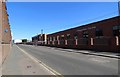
41;29;43;44
41;29;43;35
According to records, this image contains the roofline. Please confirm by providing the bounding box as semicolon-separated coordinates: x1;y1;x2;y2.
32;34;47;38
49;16;120;35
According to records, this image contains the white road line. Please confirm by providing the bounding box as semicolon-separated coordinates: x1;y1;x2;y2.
16;45;64;77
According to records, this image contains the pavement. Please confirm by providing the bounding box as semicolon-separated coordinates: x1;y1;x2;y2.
2;45;54;75
0;44;2;77
51;47;119;59
17;44;119;75
2;44;11;64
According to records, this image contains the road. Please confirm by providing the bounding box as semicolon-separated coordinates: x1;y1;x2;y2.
17;44;118;75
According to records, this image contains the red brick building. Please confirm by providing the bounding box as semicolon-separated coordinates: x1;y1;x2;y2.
47;16;120;52
2;2;11;44
32;34;47;45
0;1;12;63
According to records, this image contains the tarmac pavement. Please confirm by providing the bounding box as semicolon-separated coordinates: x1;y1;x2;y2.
17;44;118;75
2;44;119;76
53;48;119;59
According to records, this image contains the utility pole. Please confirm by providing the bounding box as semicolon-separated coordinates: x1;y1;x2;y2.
41;29;43;44
41;29;43;35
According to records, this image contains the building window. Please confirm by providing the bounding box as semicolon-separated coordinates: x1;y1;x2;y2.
53;37;56;41
55;37;57;40
83;31;88;38
113;25;120;36
61;35;64;40
74;35;78;39
73;32;78;39
47;37;49;41
66;34;70;39
95;29;103;37
4;29;8;33
50;37;52;41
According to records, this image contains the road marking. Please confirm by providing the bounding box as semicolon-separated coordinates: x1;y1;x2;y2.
90;58;110;63
16;45;64;77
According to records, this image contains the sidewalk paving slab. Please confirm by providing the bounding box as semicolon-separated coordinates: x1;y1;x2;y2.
2;45;53;75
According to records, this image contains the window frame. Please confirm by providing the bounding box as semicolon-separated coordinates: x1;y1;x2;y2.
95;29;103;37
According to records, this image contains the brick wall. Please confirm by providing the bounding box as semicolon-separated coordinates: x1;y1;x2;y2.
2;2;11;44
0;1;11;63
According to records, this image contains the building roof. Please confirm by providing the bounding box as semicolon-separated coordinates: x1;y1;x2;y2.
49;16;120;35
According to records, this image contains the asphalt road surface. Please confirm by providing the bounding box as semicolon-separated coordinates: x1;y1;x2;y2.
17;44;118;75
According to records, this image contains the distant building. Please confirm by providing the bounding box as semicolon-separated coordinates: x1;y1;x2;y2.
32;34;47;44
14;39;22;44
22;39;28;43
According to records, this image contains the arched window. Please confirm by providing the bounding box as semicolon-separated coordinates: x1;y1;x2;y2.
74;33;78;39
67;34;70;39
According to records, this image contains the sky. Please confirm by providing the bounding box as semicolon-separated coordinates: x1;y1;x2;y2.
6;2;119;40
6;0;119;2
